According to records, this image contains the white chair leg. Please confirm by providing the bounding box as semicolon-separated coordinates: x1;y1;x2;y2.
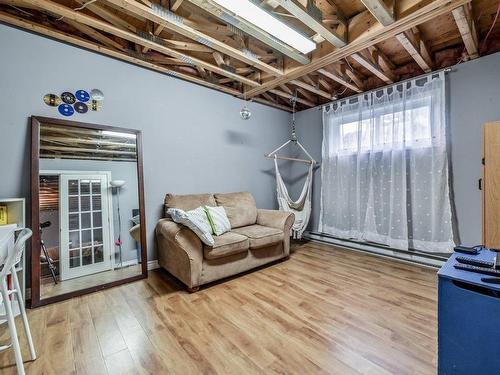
1;282;25;375
12;269;36;360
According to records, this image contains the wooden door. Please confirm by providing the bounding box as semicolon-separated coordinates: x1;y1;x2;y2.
483;121;500;249
60;174;112;280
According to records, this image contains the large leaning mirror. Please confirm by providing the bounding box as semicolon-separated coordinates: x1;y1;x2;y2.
30;116;147;307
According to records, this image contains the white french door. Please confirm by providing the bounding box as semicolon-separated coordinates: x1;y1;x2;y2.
60;174;112;280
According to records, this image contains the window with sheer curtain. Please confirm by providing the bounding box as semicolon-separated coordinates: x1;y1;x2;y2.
320;71;455;253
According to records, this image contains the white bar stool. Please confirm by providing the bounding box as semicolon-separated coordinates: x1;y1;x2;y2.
0;228;36;375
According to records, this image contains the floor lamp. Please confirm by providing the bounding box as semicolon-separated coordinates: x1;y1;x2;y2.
110;179;126;268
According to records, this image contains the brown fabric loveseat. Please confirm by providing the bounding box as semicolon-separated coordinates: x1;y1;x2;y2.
156;192;294;291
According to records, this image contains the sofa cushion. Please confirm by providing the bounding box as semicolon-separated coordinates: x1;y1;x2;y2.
168;207;214;246
204;206;231;236
214;192;257;228
232;225;284;249
164;193;216;217
204;232;249;260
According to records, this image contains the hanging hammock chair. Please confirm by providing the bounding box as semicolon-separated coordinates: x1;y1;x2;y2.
274;157;313;239
265;92;317;239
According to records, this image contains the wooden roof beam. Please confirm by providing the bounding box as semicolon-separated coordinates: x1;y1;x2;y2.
22;0;261;87
452;4;479;59
360;0;394;26
317;67;362;93
268;89;315;107
74;1;137;32
104;0;283;76
171;0;184;11
62;18;126;52
187;0;310;65
245;0;471;99
253;96;292;111
272;0;346;48
396;28;433;72
290;79;333;100
296;87;316;102
351;52;394;83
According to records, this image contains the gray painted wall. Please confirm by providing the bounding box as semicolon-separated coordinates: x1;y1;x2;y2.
0;24;290;261
292;51;500;247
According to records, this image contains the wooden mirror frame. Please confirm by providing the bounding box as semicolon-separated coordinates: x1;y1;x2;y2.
29;116;148;308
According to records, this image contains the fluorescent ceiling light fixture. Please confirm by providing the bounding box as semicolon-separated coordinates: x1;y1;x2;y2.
212;0;316;54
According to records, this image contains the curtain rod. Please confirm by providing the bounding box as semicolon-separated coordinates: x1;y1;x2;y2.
315;66;453;111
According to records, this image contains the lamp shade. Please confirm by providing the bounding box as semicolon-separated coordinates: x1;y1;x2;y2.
110;180;126;188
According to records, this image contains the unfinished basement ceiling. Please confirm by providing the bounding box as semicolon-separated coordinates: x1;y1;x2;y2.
0;0;499;111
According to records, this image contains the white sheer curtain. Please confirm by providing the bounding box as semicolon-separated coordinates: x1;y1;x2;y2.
320;72;454;253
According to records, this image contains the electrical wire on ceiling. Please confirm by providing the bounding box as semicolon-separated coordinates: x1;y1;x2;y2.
453;2;499;67
55;0;98;21
9;5;33;17
481;2;500;53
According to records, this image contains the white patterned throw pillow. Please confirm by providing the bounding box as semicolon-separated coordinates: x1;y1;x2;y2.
204;206;231;236
167;207;215;246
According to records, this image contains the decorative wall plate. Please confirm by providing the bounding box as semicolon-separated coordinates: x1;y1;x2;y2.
61;92;76;104
90;99;102;111
75;89;90;102
90;89;104;101
74;102;88;114
58;103;74;116
43;93;61;107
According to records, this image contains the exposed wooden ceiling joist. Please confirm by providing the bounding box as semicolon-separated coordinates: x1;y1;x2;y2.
452;4;479;59
62;18;126;52
268;88;315;107
317;67;362;93
351;52;394;83
2;0;499;112
245;0;472;98
290;79;333;100
21;0;261;87
396;28;433;72
171;0;184;11
104;0;284;76
360;0;394;26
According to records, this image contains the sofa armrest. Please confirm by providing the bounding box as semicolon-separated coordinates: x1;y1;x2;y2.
257;209;294;256
256;209;294;232
155;219;203;288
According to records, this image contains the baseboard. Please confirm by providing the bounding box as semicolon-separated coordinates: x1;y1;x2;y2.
304;231;447;268
147;260;160;270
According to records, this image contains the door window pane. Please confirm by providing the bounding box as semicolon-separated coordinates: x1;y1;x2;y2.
81;213;91;229
93;228;103;245
91;181;101;194
69;214;79;230
81;230;92;247
92;195;102;211
82;247;92;265
81;195;91;211
80;180;90;194
68;180;79;195
69;249;80;268
69;231;80;249
94;245;104;263
69;196;79;212
93;212;102;227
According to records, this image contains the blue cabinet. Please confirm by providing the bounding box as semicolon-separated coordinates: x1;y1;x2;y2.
438;250;500;374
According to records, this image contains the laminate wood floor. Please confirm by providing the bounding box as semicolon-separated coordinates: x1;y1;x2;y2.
0;241;438;375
